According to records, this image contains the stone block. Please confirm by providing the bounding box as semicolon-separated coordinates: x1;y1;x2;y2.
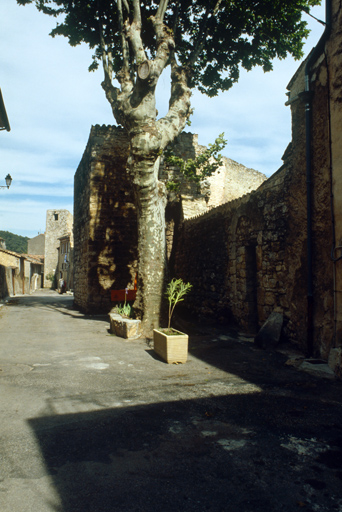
328;348;342;374
264;292;275;306
109;313;142;339
254;311;283;350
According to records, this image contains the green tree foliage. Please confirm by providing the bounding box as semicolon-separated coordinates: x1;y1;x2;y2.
17;0;320;99
165;278;192;329
0;230;29;253
164;133;227;191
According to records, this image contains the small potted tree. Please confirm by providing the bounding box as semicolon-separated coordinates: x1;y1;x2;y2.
153;278;192;364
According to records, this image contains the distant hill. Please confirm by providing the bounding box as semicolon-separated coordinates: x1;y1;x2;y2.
0;230;29;253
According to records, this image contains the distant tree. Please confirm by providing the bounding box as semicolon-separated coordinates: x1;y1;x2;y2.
0;230;29;253
17;0;320;334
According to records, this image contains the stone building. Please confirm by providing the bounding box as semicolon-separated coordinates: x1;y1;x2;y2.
0;248;43;299
73;127;134;313
56;233;73;291
174;0;342;362
28;233;45;257
44;209;73;288
73;126;266;313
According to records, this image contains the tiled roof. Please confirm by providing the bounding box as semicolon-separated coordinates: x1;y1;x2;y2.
0;248;44;265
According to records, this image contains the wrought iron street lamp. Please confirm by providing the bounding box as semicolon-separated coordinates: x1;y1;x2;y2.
0;174;12;189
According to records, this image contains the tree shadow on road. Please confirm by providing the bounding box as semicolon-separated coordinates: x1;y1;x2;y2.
27;389;342;512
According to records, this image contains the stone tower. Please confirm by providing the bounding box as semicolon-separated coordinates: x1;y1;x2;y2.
44;209;73;288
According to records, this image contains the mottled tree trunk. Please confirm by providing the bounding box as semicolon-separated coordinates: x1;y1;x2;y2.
100;3;192;335
128;130;167;334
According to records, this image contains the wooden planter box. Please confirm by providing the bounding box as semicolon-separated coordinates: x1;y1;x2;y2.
153;328;188;364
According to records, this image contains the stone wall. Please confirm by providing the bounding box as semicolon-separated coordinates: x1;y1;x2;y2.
326;0;342;348
174;154;330;356
174;0;341;359
28;234;45;256
74;125;137;313
159;131;266;219
74;126;266;314
174;169;290;335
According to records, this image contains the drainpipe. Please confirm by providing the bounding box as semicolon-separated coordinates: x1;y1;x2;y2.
304;0;332;357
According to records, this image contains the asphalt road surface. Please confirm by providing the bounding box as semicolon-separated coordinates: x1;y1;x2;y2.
1;289;342;512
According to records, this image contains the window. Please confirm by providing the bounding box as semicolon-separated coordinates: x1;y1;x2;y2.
54;213;58;221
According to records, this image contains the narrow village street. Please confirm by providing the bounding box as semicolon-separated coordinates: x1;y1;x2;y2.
1;289;342;512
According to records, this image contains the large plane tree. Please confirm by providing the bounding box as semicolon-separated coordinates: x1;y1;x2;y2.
17;0;320;334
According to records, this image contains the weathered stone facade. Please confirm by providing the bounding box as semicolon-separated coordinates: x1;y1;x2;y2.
73;126;266;314
74;126;136;313
174;171;288;334
159;131;266;218
325;0;342;351
56;233;74;291
0;248;43;299
174;0;342;360
44;209;73;288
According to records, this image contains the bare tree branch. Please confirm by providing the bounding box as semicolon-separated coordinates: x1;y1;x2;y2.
126;0;146;66
172;0;181;42
132;0;141;25
122;0;130;14
126;23;147;65
98;13;112;84
157;60;192;148
150;17;174;81
117;0;130;73
156;0;169;23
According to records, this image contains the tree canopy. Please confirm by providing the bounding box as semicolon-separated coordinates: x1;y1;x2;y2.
18;0;320;97
0;230;29;253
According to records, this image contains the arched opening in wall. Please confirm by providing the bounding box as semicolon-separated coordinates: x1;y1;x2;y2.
235;215;259;333
245;243;259;332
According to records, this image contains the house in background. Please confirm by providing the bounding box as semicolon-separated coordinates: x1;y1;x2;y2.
0;246;43;299
26;211;74;290
56;232;73;291
28;233;45;257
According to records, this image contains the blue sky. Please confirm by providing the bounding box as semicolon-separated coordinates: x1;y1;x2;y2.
0;1;325;239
